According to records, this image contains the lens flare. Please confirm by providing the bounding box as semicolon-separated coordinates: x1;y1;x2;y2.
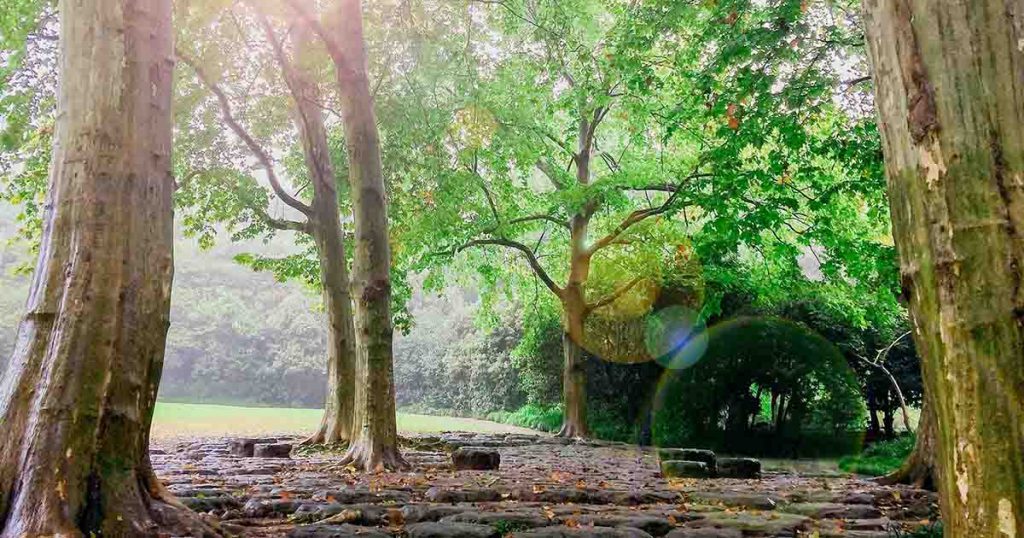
644;306;707;370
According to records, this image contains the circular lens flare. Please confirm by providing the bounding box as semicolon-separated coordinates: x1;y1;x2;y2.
644;306;707;370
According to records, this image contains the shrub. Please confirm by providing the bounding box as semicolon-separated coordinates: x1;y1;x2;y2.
839;434;915;476
488;404;562;432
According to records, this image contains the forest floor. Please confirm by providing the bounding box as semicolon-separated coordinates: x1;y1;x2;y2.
152;432;939;538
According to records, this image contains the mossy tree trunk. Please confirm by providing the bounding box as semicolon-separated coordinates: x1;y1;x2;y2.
0;0;215;535
863;0;1024;534
306;0;406;470
276;23;356;446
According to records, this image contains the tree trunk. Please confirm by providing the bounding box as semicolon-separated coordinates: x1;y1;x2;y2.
327;0;407;471
868;391;881;437
289;28;356;446
880;401;936;490
863;0;1024;534
558;303;589;438
0;1;215;535
556;114;598;438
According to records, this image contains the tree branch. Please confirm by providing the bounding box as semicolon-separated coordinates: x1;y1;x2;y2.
857;331;914;434
176;49;314;217
586;276;643;313
589;165;708;254
507;214;570;230
456;238;563;297
535;159;570;190
256;207;310;233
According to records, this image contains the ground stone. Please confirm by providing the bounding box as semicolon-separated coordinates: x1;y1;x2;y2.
578;515;676;536
664;529;742;538
660;460;710;479
452;447;500;470
254;443;293;458
426;486;502;503
441;511;549;529
288;524;392;537
406;522;501;538
715;458;760;479
513;526;654;537
686;511;809;535
657;449;716;471
228;438;258;457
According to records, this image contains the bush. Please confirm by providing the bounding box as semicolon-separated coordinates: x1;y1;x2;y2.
839;434;915;476
488;404;562;432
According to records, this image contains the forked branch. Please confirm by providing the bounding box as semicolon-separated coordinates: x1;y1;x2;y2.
586;276;643;313
457;238;563;297
177;49;314;217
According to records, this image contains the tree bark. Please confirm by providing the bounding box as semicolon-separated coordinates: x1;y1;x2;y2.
863;0;1024;534
559;300;589;438
880;401;936;490
0;0;215;535
556;114;599;438
324;0;407;471
287;26;356;446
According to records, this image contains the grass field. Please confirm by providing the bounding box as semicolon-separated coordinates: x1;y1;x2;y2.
150;402;538;439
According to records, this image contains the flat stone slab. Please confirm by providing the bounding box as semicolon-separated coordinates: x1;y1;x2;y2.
657;449;716;471
289;524;392;537
254;442;293;458
406;522;500;538
513;526;653;537
661;460;711;479
715;457;761;479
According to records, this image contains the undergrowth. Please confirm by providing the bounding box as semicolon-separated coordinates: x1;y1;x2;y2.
487;404;563;432
838;435;914;476
488;404;641;443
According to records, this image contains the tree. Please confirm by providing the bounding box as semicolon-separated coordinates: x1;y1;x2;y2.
0;0;214;534
175;4;356;445
289;0;407;470
390;0;893;438
863;0;1024;534
879;400;935;489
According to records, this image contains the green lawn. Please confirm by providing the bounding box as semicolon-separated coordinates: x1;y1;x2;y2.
151;402;537;439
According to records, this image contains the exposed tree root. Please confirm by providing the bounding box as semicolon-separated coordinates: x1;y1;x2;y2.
876;401;935;490
557;421;589;439
300;416;352;446
0;466;222;537
339;439;410;472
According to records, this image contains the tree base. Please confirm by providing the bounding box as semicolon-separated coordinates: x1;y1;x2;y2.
1;469;222;537
300;423;350;447
339;439;410;472
875;459;933;490
557;421;589;439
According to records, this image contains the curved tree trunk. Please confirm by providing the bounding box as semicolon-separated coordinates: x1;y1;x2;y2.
288;28;356;446
863;0;1024;534
879;401;936;490
0;1;215;535
326;0;407;471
